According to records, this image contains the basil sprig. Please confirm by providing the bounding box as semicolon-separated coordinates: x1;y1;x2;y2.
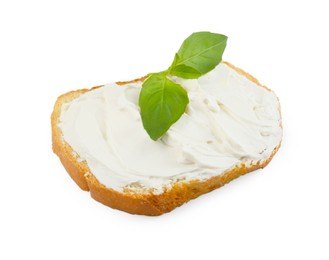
139;32;227;140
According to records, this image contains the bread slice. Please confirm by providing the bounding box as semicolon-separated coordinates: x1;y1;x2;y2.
51;62;282;216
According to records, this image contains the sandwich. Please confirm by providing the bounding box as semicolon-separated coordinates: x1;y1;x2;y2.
51;32;282;215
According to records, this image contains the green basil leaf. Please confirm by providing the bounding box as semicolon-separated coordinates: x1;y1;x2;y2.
138;31;228;140
169;32;227;79
139;72;189;140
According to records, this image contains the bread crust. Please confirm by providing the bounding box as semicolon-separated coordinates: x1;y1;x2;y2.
51;62;281;216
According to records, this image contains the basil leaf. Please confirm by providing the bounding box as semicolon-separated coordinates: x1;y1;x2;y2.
169;32;227;79
139;72;189;140
138;31;228;140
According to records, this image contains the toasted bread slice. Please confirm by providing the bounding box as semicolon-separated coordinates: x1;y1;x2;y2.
51;62;281;216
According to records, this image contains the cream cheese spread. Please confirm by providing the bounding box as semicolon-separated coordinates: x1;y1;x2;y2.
58;63;282;193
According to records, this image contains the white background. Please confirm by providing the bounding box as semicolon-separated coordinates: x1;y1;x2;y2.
1;0;328;259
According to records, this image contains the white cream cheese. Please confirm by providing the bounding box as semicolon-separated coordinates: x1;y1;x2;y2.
58;63;282;193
